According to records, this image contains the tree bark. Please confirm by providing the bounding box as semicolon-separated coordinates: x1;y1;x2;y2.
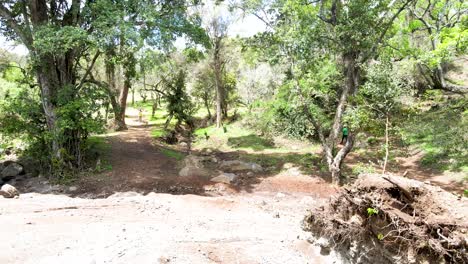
326;52;359;184
118;74;130;130
300;52;359;185
105;51;127;131
382;114;390;175
213;37;224;128
204;96;212;120
330;134;355;184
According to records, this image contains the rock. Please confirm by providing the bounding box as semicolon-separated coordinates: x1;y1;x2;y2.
1;162;24;181
211;172;237;184
109;191;142;198
179;142;188;148
201;148;213;156
0;184;19;198
276;192;286;198
184;155;202;167
178;155;209;177
251;163;263;172
285;167;302;176
246;171;254;177
219;160;263;172
178;166;208;177
283;163;294;169
69;186;78;192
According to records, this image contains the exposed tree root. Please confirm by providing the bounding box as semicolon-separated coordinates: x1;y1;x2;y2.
303;174;468;264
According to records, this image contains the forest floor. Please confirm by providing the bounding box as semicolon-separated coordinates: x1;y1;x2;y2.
2;105;466;263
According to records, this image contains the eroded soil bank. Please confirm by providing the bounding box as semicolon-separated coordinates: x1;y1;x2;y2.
304;174;468;264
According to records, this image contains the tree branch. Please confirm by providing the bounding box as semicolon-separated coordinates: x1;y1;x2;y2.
76;51;101;91
0;4;33;50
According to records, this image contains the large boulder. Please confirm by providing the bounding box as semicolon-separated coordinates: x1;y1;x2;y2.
1;162;24;181
0;184;19;198
211;172;238;184
219;160;263;172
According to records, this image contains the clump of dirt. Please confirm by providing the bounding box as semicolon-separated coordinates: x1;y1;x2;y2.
303;173;468;264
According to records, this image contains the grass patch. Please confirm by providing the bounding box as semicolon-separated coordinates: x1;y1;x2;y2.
160;147;185;160
400;98;467;171
227;134;274;151
151;128;169;138
86;135;111;153
194;123;276;151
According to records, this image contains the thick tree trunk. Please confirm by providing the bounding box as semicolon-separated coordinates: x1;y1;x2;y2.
105;53;127;131
37;70;61;160
216;84;223;128
118;76;130;130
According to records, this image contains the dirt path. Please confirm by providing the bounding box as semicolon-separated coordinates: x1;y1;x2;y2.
76;113;209;197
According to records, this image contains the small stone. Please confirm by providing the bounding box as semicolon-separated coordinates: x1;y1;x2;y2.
219;160;263;172
211;173;237;184
246;171;254;176
69;186;78;192
276;192;286;198
0;184;20;198
283;163;294;169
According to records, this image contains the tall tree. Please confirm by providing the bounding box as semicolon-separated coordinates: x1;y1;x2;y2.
243;0;412;184
207;14;230;128
0;0;102;173
0;0;207;175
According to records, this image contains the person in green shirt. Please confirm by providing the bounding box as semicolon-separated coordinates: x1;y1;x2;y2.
341;124;349;144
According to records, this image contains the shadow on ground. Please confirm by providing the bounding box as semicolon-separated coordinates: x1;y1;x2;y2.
227;134;275;151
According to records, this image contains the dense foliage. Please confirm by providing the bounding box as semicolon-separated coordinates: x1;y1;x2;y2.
0;0;466;183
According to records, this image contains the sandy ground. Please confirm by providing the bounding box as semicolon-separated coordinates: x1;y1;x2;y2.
0;191;341;264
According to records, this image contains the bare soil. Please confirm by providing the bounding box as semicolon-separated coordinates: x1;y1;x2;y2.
0;192;342;264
